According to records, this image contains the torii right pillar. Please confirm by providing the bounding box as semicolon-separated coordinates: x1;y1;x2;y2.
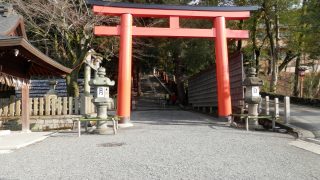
214;16;232;119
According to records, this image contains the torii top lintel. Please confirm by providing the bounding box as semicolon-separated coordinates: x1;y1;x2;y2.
88;0;258;39
88;0;258;19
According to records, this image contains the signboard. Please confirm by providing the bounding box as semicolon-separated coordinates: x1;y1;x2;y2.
252;86;259;97
97;87;105;98
245;86;260;98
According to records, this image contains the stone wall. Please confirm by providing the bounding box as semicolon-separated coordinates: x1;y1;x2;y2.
0;115;82;131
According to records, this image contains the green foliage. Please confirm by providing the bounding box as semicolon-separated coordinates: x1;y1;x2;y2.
303;72;320;98
261;79;270;92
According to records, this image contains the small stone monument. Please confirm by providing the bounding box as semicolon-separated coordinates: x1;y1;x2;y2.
44;80;58;115
46;79;58;95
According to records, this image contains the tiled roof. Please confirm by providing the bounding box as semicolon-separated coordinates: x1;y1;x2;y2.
0;4;71;78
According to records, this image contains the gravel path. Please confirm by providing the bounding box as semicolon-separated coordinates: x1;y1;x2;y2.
0;110;319;180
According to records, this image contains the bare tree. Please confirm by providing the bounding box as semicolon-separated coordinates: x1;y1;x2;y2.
8;0;117;97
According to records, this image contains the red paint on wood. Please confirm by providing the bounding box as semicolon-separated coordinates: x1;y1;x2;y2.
95;26;249;39
117;14;133;122
170;16;180;28
214;17;232;117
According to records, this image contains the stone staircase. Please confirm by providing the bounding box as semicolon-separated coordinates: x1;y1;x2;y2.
133;74;178;111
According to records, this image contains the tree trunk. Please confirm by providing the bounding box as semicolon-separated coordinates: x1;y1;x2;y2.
255;49;261;74
293;0;308;96
293;55;301;96
173;56;186;105
137;65;142;97
264;2;277;92
251;11;262;74
315;80;320;97
66;68;80;97
270;5;280;93
236;20;243;51
278;51;297;72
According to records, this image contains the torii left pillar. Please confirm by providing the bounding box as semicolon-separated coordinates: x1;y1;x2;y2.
117;14;134;127
214;16;232;119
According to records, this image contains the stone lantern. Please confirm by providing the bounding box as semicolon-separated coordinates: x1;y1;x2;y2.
298;66;308;98
89;67;115;134
243;67;263;128
46;79;58;95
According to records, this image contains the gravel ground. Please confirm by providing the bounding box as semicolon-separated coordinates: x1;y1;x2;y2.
0;110;319;180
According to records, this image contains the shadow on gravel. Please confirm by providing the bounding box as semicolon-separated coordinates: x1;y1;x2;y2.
291;122;320;131
134;119;215;126
132;110;228;129
48;132;80;138
215;128;295;139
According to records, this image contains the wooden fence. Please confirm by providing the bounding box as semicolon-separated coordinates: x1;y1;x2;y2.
0;95;96;117
188;52;244;108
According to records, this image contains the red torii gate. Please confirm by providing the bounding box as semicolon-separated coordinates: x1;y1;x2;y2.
88;0;257;125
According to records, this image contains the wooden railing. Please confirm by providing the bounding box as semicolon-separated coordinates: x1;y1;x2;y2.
0;96;96;117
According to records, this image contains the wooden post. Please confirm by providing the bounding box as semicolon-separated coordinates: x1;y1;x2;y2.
57;97;62;115
45;97;50;115
51;98;56;115
3;98;8;117
74;97;79;115
9;95;15;116
0;98;3;116
39;98;44;116
80;95;86;115
16;99;21;116
29;98;33;115
21;83;30;132
34;98;39;116
68;97;73;115
63;97;68;115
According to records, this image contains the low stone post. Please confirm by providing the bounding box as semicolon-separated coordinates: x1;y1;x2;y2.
273;98;279;130
284;96;290;124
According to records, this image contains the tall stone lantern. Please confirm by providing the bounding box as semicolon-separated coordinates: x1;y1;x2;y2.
243;67;263;128
89;67;115;134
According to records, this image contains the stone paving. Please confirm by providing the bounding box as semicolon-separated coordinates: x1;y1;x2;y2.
0;110;319;180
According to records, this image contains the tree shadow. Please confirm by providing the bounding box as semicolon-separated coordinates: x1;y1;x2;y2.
131;110;227;129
